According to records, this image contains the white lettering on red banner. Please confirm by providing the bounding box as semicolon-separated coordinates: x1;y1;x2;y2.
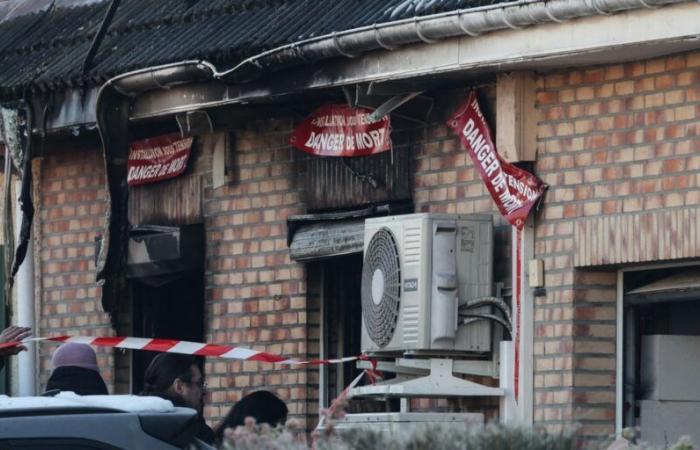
127;133;193;186
289;104;391;157
448;91;547;229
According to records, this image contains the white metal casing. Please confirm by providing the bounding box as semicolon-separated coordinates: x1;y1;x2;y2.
361;213;493;354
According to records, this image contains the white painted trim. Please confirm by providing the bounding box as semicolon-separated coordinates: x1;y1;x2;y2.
509;222;534;424
510;226;521;422
15;180;36;397
499;340;518;424
616;270;624;433
521;220;535;425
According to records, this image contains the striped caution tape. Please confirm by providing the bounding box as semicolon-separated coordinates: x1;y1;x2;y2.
0;335;362;366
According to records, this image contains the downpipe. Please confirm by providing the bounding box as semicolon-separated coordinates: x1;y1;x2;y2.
15;180;35;396
94;60;214;326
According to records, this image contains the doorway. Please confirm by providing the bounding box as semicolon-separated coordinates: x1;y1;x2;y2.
130;270;205;394
319;254;364;405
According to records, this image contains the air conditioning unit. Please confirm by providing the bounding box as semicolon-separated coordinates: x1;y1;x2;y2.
361;213;493;355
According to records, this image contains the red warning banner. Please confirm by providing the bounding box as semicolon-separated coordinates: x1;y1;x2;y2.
289;104;391;157
448;91;546;230
127;133;193;186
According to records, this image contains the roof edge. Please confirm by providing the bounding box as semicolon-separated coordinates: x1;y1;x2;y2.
214;0;693;83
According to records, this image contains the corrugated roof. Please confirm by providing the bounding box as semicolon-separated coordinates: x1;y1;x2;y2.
0;0;511;96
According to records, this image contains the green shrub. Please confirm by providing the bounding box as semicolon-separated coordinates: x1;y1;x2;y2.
219;421;695;450
220;420;576;450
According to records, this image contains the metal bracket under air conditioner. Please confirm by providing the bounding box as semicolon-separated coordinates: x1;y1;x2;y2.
350;358;504;400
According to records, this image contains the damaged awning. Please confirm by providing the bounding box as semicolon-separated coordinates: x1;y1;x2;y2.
626;268;700;304
289;220;365;262
287;201;412;262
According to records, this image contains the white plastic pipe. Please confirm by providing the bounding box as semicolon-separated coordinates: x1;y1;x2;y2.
15;180;36;396
499;340;519;424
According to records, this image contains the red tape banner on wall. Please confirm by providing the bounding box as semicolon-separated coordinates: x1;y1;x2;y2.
127;133;193;186
289;104;391;157
448;91;547;230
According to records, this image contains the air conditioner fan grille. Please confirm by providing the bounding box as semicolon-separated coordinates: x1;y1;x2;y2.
361;227;401;348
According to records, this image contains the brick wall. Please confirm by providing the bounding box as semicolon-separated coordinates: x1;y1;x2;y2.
535;50;700;440
35;121;314;427
414;87;502;219
202;118;313;427
202;95;515;424
37;144;113;390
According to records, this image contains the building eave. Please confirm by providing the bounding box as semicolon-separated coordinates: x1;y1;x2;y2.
28;1;700;132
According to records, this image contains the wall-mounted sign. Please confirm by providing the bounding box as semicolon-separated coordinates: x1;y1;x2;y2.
127;133;193;186
289;104;391;157
448;91;547;230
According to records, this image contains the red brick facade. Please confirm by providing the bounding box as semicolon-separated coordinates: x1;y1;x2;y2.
534;51;700;440
32;50;700;440
37;142;112;389
202;118;312;424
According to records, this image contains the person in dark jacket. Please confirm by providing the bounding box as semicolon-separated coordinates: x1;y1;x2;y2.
214;390;288;445
45;342;108;395
139;353;214;445
0;326;31;371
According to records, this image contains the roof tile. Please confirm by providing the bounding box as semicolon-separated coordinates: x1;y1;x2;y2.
0;0;509;95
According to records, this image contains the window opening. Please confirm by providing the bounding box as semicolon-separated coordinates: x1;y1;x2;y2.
622;264;700;445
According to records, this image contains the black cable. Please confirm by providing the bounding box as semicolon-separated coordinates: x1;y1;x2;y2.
459;296;512;327
460;313;513;338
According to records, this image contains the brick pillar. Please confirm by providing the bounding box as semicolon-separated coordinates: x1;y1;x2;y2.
571;270;617;439
38;146;112;390
203;118;311;426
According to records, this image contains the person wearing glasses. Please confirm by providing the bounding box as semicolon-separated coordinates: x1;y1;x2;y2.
140;353;214;444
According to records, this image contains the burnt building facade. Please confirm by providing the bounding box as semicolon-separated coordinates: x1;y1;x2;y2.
0;0;699;444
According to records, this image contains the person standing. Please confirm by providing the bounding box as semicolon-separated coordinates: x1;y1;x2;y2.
45;342;108;395
214;390;288;445
139;353;214;445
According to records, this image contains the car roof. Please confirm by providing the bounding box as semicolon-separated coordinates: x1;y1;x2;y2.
0;392;177;415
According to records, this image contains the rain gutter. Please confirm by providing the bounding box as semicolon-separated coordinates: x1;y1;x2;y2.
214;0;692;83
99;0;691;89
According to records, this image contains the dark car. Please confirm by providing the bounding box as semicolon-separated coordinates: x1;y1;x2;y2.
0;393;215;450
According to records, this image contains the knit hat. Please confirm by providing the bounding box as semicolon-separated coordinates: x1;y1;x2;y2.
51;343;99;372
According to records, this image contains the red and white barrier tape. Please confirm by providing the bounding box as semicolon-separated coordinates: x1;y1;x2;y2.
0;335;361;366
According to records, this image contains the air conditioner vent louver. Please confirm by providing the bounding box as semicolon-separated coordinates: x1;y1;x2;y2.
361;227;401;348
403;225;421;264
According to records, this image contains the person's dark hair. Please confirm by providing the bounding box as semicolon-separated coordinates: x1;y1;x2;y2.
215;390;288;444
140;353;198;396
45;366;109;395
